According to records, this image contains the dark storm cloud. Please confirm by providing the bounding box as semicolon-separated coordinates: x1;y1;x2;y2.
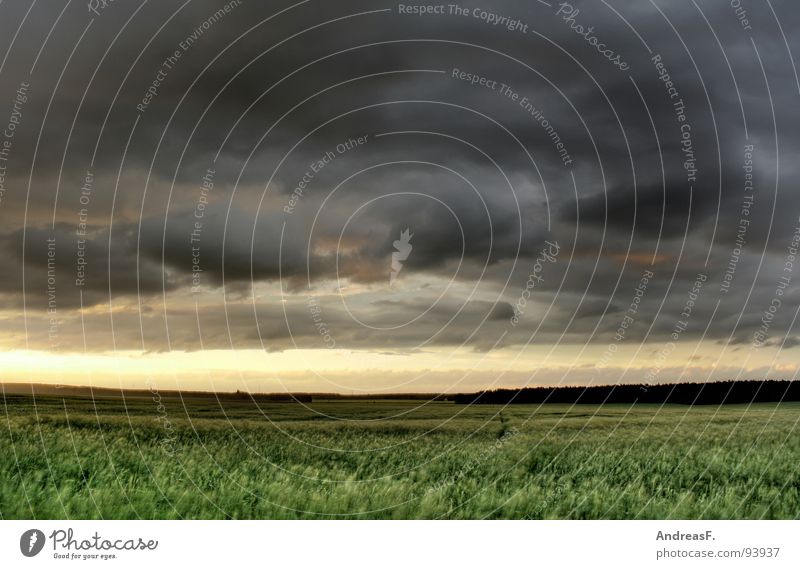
564;180;720;238
0;0;799;353
0;223;183;310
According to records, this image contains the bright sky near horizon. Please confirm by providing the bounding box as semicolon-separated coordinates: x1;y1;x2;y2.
1;1;799;392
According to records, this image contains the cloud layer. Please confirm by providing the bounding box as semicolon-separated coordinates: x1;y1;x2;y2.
1;0;799;388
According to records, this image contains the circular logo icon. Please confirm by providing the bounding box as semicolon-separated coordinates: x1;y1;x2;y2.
20;529;45;557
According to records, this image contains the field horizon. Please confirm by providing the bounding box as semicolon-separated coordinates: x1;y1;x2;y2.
3;378;800;404
2;392;798;519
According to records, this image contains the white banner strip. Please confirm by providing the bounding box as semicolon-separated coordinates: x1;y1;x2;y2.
1;520;797;568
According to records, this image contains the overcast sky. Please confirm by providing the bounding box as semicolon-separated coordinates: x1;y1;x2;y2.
0;0;798;392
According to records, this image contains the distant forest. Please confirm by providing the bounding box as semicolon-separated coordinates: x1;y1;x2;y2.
4;380;800;405
452;380;800;405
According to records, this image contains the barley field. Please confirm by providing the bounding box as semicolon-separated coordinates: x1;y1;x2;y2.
1;395;799;519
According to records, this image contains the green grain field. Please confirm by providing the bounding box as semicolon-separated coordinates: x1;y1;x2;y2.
1;395;799;519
